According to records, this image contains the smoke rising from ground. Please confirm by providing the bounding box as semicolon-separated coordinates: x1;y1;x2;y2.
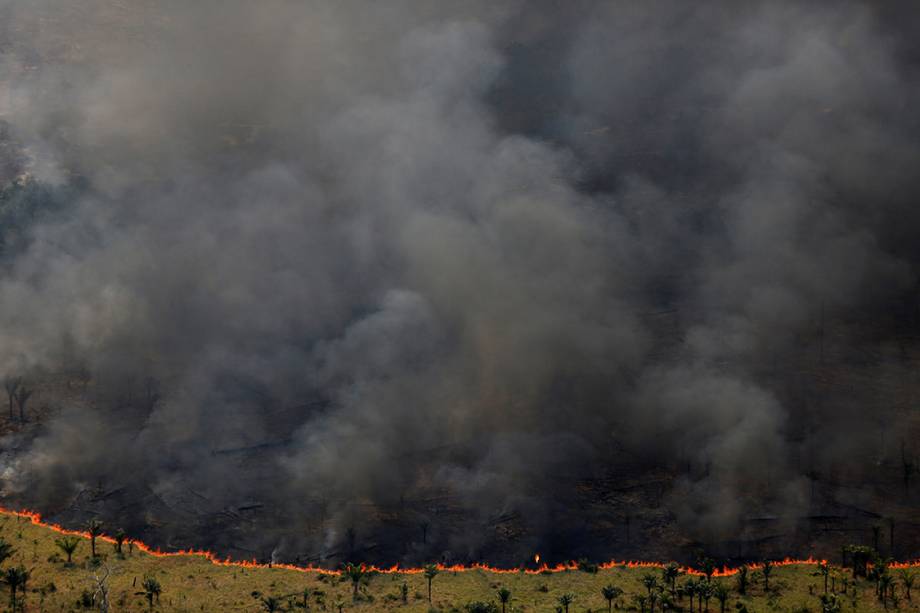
1;1;920;563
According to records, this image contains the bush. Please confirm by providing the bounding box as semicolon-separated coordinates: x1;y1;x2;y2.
465;602;498;613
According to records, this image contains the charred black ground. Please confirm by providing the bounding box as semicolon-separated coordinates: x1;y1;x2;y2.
1;1;920;568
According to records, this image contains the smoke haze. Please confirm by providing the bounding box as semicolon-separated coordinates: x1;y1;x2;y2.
1;1;920;564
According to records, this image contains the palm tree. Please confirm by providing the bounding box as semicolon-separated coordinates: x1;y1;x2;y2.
761;560;773;592
684;578;698;612
261;596;281;612
642;573;659;597
497;587;511;613
870;558;890;598
698;557;716;583
342;562;366;600
3;565;27;609
424;564;439;603
0;538;15;567
878;573;893;607
735;564;749;595
54;536;80;565
818;561;830;593
14;386;32;422
557;592;574;613
139;576;161;611
601;584;623;613
634;593;648;613
713;582;730;613
114;528;127;556
3;377;19;421
18;566;29;603
86;519;103;558
662;562;682;595
899;569;915;601
700;580;713;612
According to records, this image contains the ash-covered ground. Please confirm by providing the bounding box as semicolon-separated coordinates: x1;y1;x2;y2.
2;1;920;568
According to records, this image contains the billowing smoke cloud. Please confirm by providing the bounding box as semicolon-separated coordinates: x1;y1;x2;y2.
1;1;919;564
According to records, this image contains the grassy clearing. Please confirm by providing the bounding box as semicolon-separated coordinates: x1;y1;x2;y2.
0;511;916;612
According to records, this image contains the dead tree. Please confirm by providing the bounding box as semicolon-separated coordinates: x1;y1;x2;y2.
3;377;19;421
14;385;32;423
91;564;110;613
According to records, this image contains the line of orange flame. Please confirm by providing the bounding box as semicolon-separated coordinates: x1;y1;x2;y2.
3;505;920;577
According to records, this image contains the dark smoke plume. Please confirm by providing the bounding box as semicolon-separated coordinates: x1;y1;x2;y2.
1;1;920;564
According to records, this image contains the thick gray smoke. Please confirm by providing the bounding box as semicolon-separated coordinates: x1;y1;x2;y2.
1;1;920;564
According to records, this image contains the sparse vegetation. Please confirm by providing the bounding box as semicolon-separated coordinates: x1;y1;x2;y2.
54;535;80;565
0;515;915;611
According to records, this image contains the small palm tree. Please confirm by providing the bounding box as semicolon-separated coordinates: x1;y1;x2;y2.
55;536;80;565
820;593;842;613
86;519;104;558
3;565;27;609
342;562;366;600
642;573;659;597
114;528;127;556
683;578;697;611
557;592;574;613
878;573;893;606
762;560;774;592
700;580;713;612
698;557;716;583
818;561;830;593
736;564;749;595
0;538;16;566
634;593;648;613
713;581;730;613
899;569;916;601
601;584;623;613
261;596;281;612
662;562;682;595
138;576;161;611
424;564;439;603
497;587;511;613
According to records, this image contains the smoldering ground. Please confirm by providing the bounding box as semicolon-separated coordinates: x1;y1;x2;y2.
0;0;920;564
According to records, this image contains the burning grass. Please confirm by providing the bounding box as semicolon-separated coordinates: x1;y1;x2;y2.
0;506;917;611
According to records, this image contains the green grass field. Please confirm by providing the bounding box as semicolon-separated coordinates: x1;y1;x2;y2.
0;509;916;612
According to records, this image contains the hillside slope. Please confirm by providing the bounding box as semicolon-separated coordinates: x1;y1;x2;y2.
0;508;916;612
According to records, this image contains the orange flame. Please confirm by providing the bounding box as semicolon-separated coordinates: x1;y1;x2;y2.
2;505;919;576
